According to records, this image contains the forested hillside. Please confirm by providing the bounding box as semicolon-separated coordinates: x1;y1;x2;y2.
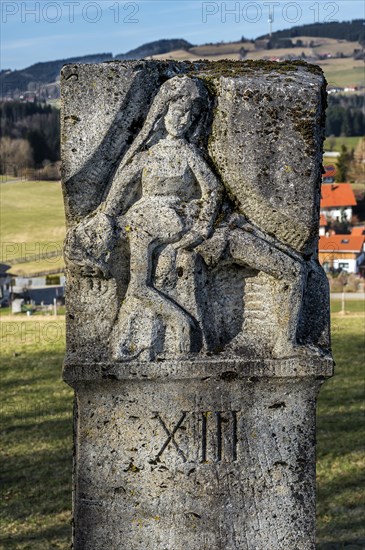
0;53;114;99
115;39;192;60
326;95;365;136
0;102;60;173
258;19;365;43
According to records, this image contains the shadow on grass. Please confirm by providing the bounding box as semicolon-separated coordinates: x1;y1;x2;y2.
1;346;73;548
317;319;365;546
318;539;365;550
1;444;72;517
0;522;71;549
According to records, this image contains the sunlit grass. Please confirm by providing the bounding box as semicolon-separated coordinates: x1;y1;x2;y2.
0;318;72;549
0;180;65;267
317;313;365;549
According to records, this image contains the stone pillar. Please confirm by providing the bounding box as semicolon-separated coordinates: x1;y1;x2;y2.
61;60;333;549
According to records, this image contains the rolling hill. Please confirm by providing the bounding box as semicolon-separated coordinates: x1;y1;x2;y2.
1;21;364;100
0;39;192;99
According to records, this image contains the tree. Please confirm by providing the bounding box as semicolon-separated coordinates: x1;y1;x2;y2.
0;101;60;166
335;145;351;182
327;136;336;152
353;137;365;164
348;138;365;183
26;130;52;165
0;137;33;176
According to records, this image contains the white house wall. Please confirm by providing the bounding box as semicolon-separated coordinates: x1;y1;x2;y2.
13;276;47;288
333;258;357;273
320;207;353;221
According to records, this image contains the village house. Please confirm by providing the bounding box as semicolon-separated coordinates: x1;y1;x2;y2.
322;165;336;184
320;183;357;223
0;263;12;306
10;273;65;305
319;234;365;275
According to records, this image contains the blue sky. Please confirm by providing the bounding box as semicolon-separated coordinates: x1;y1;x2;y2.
1;1;363;70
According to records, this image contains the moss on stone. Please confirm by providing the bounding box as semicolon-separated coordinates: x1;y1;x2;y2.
182;59;324;96
289;107;316;154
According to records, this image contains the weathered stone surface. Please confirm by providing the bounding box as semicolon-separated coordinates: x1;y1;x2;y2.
61;60;333;549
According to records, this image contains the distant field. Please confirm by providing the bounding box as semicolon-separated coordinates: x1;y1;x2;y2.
245;47;314;60
294;36;339;46
324;136;361;154
0;180;65;272
190;41;255;56
319;58;365;88
150;36;365;88
315;40;362;57
331;299;365;314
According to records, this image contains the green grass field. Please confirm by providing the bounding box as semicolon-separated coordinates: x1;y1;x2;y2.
0;180;65;271
324;136;361;154
0;318;72;549
330;299;365;314
317;312;365;548
1;303;364;548
319;59;365;89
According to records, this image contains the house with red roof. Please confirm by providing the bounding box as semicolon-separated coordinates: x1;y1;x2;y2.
318;234;365;274
322;165;336;184
351;226;365;236
320;183;357;223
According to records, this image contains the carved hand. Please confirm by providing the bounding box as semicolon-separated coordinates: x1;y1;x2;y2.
64;211;117;278
173;221;211;251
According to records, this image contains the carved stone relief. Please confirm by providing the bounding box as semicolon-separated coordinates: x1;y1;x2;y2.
64;70;330;363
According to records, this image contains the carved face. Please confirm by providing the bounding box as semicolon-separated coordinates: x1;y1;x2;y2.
164;100;193;137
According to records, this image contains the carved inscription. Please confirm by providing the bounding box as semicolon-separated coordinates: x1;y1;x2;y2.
153;411;239;464
153;412;188;463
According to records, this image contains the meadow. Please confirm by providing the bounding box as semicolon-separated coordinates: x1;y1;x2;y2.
0;300;364;548
319;58;365;89
0;180;66;274
324;136;361;154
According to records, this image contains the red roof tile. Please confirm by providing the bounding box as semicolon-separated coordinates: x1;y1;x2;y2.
352;226;365;236
320;214;327;227
321;184;357;208
323;165;336;178
319;235;365;252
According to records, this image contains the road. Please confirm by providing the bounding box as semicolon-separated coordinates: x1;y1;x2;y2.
331;292;365;300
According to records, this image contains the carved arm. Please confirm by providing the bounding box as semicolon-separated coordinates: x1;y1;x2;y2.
175;143;223;250
100;152;145;217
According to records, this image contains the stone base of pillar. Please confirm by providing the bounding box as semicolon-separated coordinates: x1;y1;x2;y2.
64;357;332;550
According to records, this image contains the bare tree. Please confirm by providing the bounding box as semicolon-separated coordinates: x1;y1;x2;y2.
0;137;34;176
348;138;365;184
